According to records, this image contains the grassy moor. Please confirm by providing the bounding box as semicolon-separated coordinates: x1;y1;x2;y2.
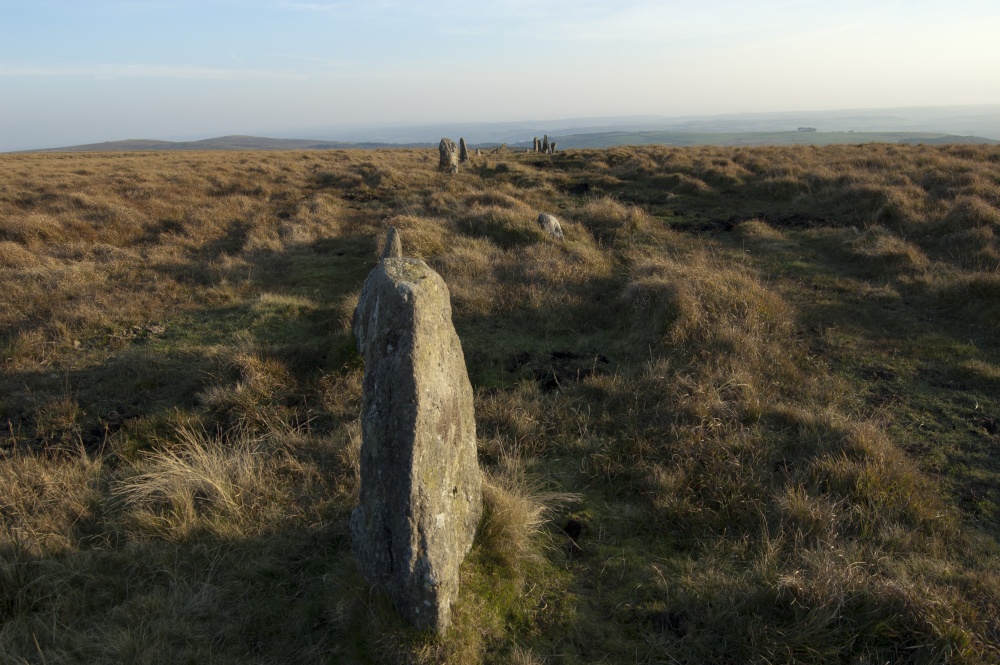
2;143;1000;663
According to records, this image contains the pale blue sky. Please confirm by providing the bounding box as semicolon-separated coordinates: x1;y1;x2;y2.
2;0;999;150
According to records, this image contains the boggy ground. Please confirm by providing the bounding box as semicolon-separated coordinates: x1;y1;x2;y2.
1;144;999;663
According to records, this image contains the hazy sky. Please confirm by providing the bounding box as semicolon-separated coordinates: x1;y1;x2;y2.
3;0;1000;150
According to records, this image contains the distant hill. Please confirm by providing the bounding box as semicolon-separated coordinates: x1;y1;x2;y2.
894;135;1000;146
19;135;433;153
517;131;1000;150
15;130;998;154
9;104;1000;153
309;105;1000;145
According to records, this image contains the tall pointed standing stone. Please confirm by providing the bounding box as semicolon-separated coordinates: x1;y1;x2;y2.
351;232;482;635
439;138;459;173
459;138;469;163
542;135;549;153
381;226;402;259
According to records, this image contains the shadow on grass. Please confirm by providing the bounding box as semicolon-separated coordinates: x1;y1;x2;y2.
727;227;1000;538
1;235;374;458
0;511;389;663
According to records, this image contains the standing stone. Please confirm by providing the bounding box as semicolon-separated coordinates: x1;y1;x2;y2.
533;137;540;152
542;135;549;153
459;138;469;163
550;142;557;154
351;251;483;635
381;226;402;259
439;138;459;173
475;148;481;156
538;213;564;240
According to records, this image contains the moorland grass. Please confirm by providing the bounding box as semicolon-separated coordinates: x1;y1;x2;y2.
1;144;999;663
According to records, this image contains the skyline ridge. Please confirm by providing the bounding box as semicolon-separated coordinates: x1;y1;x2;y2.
10;104;1000;153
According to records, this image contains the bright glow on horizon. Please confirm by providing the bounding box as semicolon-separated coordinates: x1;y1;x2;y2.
2;0;1000;150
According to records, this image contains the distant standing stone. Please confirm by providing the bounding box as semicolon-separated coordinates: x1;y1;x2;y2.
533;137;540;152
381;226;402;259
475;148;481;156
538;213;564;240
542;135;549;153
351;254;483;635
459;138;469;163
439;138;459;172
550;142;558;154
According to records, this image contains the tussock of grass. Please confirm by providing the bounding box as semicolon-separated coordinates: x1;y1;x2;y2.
580;196;653;242
479;454;577;573
114;426;289;538
381;214;451;258
843;227;932;276
198;340;296;435
0;450;103;555
624;247;794;375
458;204;545;248
0;241;44;270
945;195;1000;231
508;645;545;665
736;218;786;241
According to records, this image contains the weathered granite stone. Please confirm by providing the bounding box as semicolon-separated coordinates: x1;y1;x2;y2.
439;138;459;172
351;256;482;635
550;142;557;154
542;135;549;153
533;137;540;152
538;213;564;240
475;148;481;156
381;226;402;259
459;138;469;163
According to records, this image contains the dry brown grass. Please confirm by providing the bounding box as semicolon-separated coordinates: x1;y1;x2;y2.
479;453;578;573
2;144;1000;663
114;426;292;539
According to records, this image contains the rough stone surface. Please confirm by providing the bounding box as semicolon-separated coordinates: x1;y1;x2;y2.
538;213;564;240
459;138;469;163
381;226;402;260
533;137;540;152
542;135;549;153
550;142;557;154
351;257;483;635
438;138;459;172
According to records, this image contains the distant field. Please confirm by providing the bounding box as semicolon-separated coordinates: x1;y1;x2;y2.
541;130;1000;149
2;144;1000;663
